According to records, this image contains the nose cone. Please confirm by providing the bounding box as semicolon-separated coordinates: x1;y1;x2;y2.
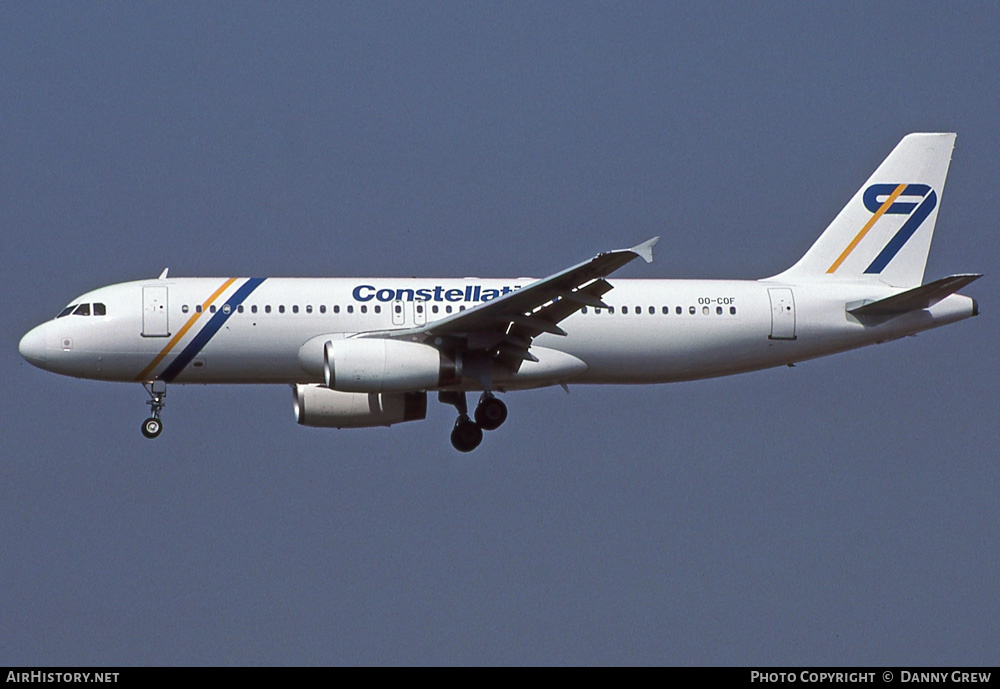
19;324;48;367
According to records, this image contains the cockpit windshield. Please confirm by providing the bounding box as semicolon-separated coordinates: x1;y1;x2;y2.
56;303;107;319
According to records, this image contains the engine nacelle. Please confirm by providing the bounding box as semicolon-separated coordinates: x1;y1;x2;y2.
324;339;459;393
293;384;427;428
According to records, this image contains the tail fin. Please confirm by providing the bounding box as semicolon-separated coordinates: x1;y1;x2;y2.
769;133;956;288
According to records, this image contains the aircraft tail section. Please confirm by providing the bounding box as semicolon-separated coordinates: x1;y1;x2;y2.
769;133;956;288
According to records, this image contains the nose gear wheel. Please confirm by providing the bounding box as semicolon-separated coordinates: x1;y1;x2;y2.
141;381;166;439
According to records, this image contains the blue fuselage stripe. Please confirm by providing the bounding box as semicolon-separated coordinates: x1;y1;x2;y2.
160;278;266;382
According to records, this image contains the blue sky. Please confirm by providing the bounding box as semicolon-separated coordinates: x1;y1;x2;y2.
2;2;997;665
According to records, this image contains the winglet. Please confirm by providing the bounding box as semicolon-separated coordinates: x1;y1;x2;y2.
630;236;659;264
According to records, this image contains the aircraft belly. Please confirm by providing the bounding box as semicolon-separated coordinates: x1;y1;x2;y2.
541;303;782;383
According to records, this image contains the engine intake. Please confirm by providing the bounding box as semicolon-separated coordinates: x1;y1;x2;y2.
293;385;427;428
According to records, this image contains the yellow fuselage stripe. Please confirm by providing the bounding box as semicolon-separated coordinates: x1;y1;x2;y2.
135;277;238;382
826;183;907;274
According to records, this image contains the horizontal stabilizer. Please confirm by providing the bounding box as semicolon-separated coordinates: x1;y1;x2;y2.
848;274;981;317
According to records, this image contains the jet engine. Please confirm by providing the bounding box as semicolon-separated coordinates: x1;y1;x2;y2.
323;339;460;393
293;384;427;428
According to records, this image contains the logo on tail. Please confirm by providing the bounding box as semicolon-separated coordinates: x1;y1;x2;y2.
827;183;938;275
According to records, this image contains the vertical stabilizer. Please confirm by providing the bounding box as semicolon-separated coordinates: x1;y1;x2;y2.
769;133;955;288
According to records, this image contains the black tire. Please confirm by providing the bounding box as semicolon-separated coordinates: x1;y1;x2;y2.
141;417;162;439
475;396;508;431
450;417;483;452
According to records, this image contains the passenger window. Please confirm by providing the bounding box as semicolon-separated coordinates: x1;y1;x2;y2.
360;305;367;314
702;306;709;315
374;305;381;314
432;305;439;314
292;305;299;314
689;306;696;315
320;305;326;314
347;305;354;314
662;306;669;314
73;304;91;316
446;306;453;314
716;306;723;315
265;305;272;314
595;308;602;314
237;305;244;313
676;306;682;315
416;305;423;314
730;306;737;315
252;305;258;314
58;305;76;318
196;305;203;313
622;306;629;314
635;306;641;315
306;305;312;314
581;307;588;314
333;305;340;314
608;306;615;314
209;305;217;314
395;305;402;314
648;306;654;315
182;305;189;314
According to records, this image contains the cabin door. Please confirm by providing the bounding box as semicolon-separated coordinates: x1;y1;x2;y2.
142;286;170;337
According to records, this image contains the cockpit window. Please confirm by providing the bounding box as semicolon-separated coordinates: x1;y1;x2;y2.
57;305;76;318
72;303;91;316
93;303;106;316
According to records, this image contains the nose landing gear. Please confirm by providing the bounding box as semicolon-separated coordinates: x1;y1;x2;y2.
141;381;166;439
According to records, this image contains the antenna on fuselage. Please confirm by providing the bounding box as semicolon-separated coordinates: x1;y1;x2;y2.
158;268;169;280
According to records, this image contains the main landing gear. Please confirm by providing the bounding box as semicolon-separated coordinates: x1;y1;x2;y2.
440;391;508;452
141;381;166;439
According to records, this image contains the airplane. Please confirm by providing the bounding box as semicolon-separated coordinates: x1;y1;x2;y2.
19;133;980;452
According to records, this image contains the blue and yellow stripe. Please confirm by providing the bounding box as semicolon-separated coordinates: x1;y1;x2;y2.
135;277;266;382
827;183;906;274
864;189;937;274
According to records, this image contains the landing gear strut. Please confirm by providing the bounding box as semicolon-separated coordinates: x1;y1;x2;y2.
439;391;508;452
141;381;166;439
440;391;481;452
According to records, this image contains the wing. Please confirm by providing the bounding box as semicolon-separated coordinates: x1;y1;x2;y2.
359;237;659;371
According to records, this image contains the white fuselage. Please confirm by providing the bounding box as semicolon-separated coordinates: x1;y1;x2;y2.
19;276;977;389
